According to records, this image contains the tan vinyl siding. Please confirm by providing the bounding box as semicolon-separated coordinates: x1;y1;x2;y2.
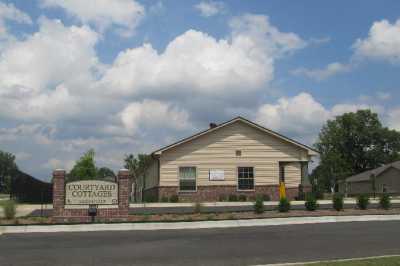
159;121;306;188
284;162;301;188
145;159;159;189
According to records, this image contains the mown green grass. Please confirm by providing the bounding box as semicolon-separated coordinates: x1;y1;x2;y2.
303;256;400;266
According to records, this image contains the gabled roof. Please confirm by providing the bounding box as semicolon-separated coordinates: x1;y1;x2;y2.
345;161;400;183
152;116;319;156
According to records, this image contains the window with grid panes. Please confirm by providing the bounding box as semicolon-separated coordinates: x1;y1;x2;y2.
238;167;254;190
179;167;196;191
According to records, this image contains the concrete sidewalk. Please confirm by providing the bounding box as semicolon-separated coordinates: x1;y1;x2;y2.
2;214;400;235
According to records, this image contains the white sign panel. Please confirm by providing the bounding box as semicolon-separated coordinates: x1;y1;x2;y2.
65;180;118;205
209;169;225;181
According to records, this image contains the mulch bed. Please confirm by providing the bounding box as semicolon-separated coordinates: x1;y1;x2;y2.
1;208;400;225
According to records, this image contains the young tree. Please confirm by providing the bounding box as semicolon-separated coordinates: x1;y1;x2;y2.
68;149;97;181
313;110;400;191
124;154;153;202
0;150;18;194
97;167;116;180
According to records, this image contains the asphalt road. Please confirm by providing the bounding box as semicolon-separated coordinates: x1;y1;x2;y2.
1;221;400;266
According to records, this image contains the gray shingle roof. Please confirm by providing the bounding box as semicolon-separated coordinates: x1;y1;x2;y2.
345;161;400;182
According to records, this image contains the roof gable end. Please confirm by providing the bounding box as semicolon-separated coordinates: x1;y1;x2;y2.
152;116;318;156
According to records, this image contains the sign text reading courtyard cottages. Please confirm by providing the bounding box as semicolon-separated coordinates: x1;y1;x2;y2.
65;180;118;205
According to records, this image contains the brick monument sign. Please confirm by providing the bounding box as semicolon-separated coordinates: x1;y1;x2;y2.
52;169;131;223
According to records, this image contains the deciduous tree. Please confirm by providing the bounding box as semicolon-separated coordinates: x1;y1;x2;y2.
313;109;400;191
0;150;18;194
68;149;97;181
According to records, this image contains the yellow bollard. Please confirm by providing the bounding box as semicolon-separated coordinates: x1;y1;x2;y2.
279;181;286;199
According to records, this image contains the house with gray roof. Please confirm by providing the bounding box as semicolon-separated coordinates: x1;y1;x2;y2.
339;161;400;196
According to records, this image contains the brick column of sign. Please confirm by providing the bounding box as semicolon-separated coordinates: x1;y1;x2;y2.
117;169;130;217
52;169;66;217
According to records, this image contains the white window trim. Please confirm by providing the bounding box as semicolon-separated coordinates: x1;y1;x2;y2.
236;166;255;192
178;166;197;193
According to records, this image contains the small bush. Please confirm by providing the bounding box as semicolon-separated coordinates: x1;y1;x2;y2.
228;194;238;202
143;194;157;203
206;214;215;220
227;214;235;220
218;194;227;202
2;200;16;219
238;195;247;202
332;193;344;211
379;193;391;210
160;196;169;203
254;196;265;214
357;194;370;210
305;193;319;211
278;197;291;212
169;194;179;203
194;202;203;213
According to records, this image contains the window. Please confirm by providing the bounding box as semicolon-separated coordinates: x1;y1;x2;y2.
238;167;254;190
179;167;196;191
235;150;242;156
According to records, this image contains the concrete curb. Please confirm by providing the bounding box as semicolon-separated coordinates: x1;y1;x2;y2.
2;214;400;235
254;254;400;265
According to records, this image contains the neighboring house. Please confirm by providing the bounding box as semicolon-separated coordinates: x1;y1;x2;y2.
143;117;318;202
339;161;400;196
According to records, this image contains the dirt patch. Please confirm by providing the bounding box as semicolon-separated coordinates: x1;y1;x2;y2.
1;208;400;225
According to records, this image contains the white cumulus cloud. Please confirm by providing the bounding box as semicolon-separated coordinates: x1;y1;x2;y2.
0;18;100;121
99;14;305;97
255;92;385;144
40;0;145;36
118;100;191;135
353;18;400;63
0;2;32;40
292;62;352;81
195;1;226;17
387;108;400;131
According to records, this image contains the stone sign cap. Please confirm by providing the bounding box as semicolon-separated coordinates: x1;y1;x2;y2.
65;180;118;205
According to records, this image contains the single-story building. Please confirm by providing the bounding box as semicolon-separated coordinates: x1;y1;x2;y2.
143;117;318;202
339;161;400;196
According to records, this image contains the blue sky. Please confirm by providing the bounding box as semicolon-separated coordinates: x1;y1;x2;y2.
1;0;400;180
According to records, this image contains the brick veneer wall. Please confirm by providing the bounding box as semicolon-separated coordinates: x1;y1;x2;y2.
144;185;299;202
52;169;131;223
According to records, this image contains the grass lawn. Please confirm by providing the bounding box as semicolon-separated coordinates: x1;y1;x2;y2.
0;194;10;200
304;256;400;266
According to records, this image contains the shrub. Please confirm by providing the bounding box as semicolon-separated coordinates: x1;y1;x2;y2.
2;200;16;219
228;194;238;202
305;193;319;211
169;194;179;203
206;214;215;220
357;194;370;210
332;193;344;211
254;196;265;214
143;194;157;203
379;193;391;210
218;194;227;202
160;196;169;203
262;194;271;201
194;202;203;213
278;197;291;212
238;195;247;202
